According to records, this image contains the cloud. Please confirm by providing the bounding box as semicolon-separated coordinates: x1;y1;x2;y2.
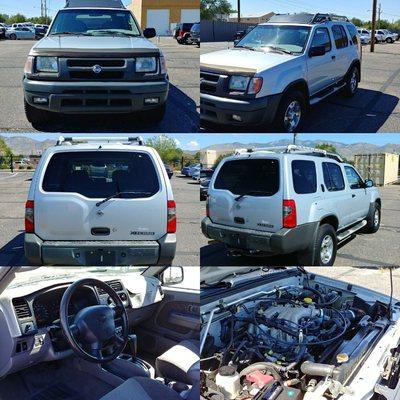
187;140;199;149
174;138;181;146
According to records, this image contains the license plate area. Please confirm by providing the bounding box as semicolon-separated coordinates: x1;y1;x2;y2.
85;249;116;265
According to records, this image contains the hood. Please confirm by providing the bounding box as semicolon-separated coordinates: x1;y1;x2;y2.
30;35;159;56
200;48;299;74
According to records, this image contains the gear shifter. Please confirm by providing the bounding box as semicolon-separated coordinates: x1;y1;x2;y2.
127;334;138;359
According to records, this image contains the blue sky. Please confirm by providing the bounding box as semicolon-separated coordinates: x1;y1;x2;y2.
2;133;400;150
228;0;400;22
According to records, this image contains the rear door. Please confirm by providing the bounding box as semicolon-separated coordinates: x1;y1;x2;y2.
135;267;199;359
34;149;168;241
209;157;283;233
330;24;351;80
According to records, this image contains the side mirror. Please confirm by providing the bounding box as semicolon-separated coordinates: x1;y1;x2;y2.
143;27;156;39
365;179;374;188
161;266;184;286
233;39;239;46
309;45;326;57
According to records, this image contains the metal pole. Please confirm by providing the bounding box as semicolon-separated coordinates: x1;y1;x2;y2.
377;3;381;29
237;0;241;23
370;0;377;52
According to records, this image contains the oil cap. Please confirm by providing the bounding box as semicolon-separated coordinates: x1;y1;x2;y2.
336;353;349;364
303;297;313;304
219;365;237;376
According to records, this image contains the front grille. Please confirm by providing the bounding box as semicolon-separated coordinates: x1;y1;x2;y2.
67;59;125;68
66;58;127;80
69;70;124;80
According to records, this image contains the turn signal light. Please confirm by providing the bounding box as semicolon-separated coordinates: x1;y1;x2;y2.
283;199;297;228
25;200;35;233
167;200;177;233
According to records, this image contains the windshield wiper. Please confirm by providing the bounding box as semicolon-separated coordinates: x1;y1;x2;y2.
49;31;92;36
234;44;257;51
234;190;271;201
89;30;140;37
96;191;152;207
262;45;294;55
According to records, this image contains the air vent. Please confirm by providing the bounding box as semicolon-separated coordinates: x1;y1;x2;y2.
12;298;32;319
97;280;123;295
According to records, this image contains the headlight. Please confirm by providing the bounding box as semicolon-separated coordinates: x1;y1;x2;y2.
229;75;250;91
135;57;157;73
24;56;34;74
160;55;167;74
36;56;58;73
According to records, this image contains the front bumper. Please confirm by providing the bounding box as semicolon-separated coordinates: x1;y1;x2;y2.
200;92;282;126
201;217;318;255
23;78;169;114
25;233;176;266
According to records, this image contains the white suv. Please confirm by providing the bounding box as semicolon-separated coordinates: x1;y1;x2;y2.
201;13;362;132
24;136;177;266
202;145;381;266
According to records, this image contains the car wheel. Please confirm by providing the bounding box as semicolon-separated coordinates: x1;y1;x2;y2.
313;224;337;266
24;99;54;125
387;37;394;43
364;203;381;233
342;66;359;98
10;33;17;40
275;90;306;133
140;103;166;124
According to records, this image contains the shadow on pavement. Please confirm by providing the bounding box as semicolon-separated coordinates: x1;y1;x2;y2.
0;232;28;266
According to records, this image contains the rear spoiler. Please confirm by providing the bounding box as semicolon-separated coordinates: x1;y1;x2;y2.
56;136;144;146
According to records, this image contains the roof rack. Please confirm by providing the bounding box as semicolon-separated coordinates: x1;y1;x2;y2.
65;0;125;9
235;145;343;162
268;12;349;24
56;136;144;146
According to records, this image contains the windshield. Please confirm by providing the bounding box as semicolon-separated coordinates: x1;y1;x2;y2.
9;267;145;288
236;24;311;54
49;9;141;36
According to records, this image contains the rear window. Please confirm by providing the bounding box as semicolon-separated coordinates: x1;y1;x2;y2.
292;160;317;194
42;151;159;198
322;162;345;191
332;25;349;49
214;159;279;197
346;24;359;45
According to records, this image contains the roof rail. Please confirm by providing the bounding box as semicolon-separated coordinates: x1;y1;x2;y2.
235;145;343;162
312;13;349;23
65;0;125;9
56;136;144;146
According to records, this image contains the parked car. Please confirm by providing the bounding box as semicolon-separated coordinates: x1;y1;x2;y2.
200;178;210;201
190;22;200;47
173;22;194;44
187;163;201;177
357;28;383;43
164;163;174;179
191;165;201;180
182;164;194;176
24;136;177;266
193;168;213;182
23;0;168;126
34;25;48;39
200;266;400;400
6;26;35;40
0;266;199;400
0;24;5;40
202;145;381;266
356;28;371;44
381;29;398;43
200;13;362;132
234;25;255;43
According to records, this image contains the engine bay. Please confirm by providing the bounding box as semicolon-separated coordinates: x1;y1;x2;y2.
200;279;393;400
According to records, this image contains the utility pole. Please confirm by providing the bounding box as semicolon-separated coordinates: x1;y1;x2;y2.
237;0;241;23
370;0;377;52
293;133;297;145
41;0;47;19
377;2;382;29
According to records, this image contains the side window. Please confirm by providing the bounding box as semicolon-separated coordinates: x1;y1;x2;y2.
292;160;317;194
345;166;364;189
322;162;345;191
311;27;331;51
346;24;358;45
332;25;349;49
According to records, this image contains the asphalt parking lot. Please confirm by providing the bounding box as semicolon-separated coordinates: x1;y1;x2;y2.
200;183;400;267
0;170;201;266
0;37;199;132
200;41;400;133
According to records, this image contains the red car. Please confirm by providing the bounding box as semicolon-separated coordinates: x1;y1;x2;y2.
174;22;194;44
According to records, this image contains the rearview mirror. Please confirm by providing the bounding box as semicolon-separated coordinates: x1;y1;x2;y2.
143;28;156;39
365;179;374;188
161;266;184;285
309;45;326;57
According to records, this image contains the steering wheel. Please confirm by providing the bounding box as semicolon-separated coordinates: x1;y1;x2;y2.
60;278;129;363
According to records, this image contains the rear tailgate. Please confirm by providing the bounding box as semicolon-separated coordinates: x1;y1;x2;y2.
34;149;168;241
208;157;283;233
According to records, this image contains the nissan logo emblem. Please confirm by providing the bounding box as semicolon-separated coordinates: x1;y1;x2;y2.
92;64;102;74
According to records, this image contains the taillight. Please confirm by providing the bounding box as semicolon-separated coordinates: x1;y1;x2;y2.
283;199;297;228
25;200;34;233
167;200;176;233
206;196;210;217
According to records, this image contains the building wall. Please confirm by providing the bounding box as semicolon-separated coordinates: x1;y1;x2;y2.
229;12;275;24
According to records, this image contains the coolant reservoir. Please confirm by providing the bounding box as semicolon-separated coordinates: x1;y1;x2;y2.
215;366;240;399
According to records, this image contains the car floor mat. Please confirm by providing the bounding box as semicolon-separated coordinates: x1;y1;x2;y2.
29;382;82;400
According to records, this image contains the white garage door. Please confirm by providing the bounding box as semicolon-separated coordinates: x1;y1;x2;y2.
147;9;170;36
180;9;200;23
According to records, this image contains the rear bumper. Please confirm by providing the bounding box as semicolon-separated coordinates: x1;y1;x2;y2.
23;78;169;114
200;92;282;126
201;217;318;255
24;233;176;266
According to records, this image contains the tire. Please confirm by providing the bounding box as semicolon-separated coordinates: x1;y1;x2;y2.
301;224;337;266
10;33;17;40
140;103;166;124
364;203;381;233
342;65;359;98
386;37;393;43
274;90;306;133
24;99;54;125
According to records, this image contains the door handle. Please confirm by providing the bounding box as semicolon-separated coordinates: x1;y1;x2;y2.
352;194;356;198
331;55;336;60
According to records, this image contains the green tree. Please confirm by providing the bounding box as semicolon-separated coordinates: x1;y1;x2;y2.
201;0;235;20
213;152;233;169
27;16;52;25
350;17;364;27
316;143;337;154
146;135;183;166
0;138;14;169
7;13;27;24
0;13;10;23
